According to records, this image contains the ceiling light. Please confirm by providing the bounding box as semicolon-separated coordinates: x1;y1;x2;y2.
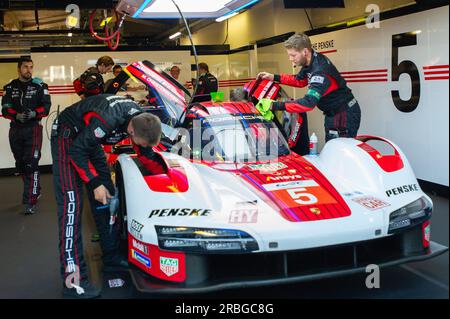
216;11;238;22
169;32;182;40
117;0;261;19
145;0;232;13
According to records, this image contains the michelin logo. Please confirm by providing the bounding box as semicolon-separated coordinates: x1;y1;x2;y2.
132;249;151;268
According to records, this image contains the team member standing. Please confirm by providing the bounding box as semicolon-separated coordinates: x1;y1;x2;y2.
1;57;51;215
73;56;114;99
169;65;181;80
51;94;165;298
193;62;219;96
257;33;361;141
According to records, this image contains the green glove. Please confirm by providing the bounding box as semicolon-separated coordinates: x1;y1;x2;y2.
256;98;274;121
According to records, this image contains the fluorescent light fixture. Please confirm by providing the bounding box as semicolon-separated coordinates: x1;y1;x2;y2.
116;0;260;19
145;0;232;13
216;11;238;22
169;32;182;40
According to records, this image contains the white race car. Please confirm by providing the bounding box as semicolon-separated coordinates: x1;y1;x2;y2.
111;61;447;294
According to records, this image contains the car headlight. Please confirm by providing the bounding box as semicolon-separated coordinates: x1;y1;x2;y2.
155;226;259;254
388;196;432;233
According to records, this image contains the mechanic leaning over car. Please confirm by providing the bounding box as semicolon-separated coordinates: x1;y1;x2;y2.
51;94;166;298
257;33;361;141
73;55;114;100
1;57;51;215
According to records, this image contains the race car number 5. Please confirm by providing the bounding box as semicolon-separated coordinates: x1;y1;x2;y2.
287;188;318;205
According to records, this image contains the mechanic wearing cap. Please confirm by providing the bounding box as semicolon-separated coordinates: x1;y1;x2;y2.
193;62;219;96
52;94;166;298
73;55;115;99
257;33;361;142
1;57;51;215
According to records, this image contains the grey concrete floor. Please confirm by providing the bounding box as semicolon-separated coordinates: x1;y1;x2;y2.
0;173;448;299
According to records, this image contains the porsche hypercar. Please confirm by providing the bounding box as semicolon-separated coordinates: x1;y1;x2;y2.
109;61;447;293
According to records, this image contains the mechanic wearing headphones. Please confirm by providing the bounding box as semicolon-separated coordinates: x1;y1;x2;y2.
1;56;51;215
257;33;361;142
73;56;115;100
51;94;166;298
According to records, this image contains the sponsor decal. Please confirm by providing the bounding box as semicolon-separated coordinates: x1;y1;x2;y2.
205;114;264;124
307;89;322;100
229;209;258;223
128;108;140;116
132;239;149;255
386;184;419;197
32;171;39;195
257;81;274;100
132;249;151;268
130;219;144;240
310;76;325;84
131;219;144;232
312;40;335;51
130;228;142;240
94;127;106;138
267;174;303;182
160;257;179;277
248;162;288;172
65;190;76;274
352;196;391;210
343;191;364;197
263;180;318;191
310;207;321;215
108;278;125;288
149;208;211;218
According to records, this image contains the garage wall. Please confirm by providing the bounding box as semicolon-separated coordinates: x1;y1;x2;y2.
0;50;191;170
181;0;414;49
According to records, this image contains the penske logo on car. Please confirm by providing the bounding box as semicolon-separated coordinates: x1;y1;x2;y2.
149;208;212;218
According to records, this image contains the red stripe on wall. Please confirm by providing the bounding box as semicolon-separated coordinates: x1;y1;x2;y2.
425;76;449;80
343;74;388;79
319;49;338;54
341;69;388;75
346;79;388;83
423;65;449;70
424;70;449;75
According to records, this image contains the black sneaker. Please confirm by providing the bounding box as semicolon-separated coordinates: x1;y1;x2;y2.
63;281;101;299
25;204;36;215
103;256;130;272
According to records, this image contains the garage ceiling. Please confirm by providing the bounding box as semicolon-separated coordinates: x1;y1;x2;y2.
0;1;215;52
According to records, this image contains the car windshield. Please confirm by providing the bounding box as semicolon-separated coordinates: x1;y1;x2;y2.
189;113;290;163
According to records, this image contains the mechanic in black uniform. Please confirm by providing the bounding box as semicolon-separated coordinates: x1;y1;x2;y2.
51;94;166;298
193;62;219;96
1;57;51;215
73;56;114;99
258;33;361;142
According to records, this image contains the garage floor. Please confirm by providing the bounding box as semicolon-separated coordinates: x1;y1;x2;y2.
0;173;448;299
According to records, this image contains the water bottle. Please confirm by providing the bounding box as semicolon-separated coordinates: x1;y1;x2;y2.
310;132;318;155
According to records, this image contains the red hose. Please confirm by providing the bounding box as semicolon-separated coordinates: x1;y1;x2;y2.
105;20;120;51
89;9;122;42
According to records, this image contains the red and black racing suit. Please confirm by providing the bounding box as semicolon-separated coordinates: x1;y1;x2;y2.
194;72;219;96
51;94;166;283
1;78;51;205
73;67;105;98
271;51;361;141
